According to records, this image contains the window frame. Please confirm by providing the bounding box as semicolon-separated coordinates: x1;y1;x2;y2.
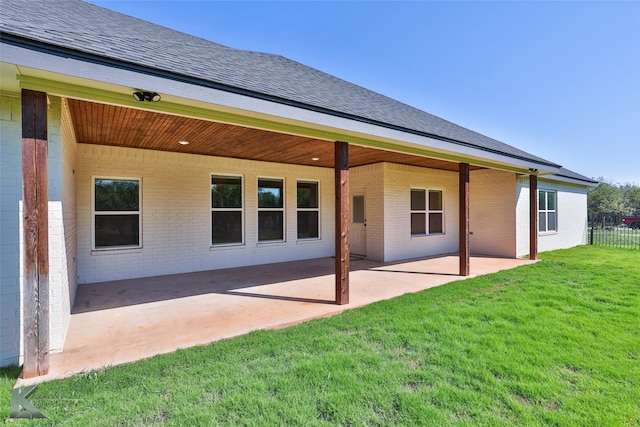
210;174;244;247
92;176;142;251
538;189;557;234
410;188;445;236
428;189;444;235
410;188;427;236
296;180;320;240
257;177;286;243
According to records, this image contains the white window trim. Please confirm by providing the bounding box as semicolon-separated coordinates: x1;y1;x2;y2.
91;175;142;251
352;194;365;224
428;189;445;235
210;174;245;247
410;188;427;236
257;176;286;243
410;188;445;236
296;179;321;241
539;189;558;234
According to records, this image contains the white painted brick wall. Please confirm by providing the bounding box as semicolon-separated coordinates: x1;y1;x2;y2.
1;94;24;366
47;97;68;353
76;144;335;283
516;177;589;257
350;163;385;261
469;169;517;257
515;179;531;257
54;99;77;351
0;94;77;366
382;164;459;262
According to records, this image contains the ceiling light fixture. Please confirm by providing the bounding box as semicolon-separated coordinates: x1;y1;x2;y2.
311;157;320;161
132;91;161;102
178;140;190;145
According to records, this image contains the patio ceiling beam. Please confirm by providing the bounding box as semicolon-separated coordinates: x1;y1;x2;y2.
459;163;470;276
530;175;538;260
335;141;350;305
21;89;50;378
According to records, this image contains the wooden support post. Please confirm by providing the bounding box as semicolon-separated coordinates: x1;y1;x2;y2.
335;141;349;305
529;174;538;261
459;163;470;276
21;89;49;378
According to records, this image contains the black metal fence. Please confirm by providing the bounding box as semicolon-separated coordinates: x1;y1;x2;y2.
588;226;640;250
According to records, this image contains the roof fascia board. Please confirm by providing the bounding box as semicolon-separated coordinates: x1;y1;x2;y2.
540;174;598;187
3;41;559;174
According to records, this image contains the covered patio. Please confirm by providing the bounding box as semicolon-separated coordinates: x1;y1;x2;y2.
13;88;543;381
18;255;534;385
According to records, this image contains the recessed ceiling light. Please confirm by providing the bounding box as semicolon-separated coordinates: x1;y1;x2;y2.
178;140;190;145
311;157;320;161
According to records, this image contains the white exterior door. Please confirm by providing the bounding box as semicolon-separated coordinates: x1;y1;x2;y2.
350;194;366;256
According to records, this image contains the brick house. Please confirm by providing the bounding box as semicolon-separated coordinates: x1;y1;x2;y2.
0;0;596;376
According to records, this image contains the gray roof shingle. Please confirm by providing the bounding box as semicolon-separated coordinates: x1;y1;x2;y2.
554;168;598;185
1;0;562;167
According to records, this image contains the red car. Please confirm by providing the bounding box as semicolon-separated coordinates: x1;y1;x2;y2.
622;217;640;229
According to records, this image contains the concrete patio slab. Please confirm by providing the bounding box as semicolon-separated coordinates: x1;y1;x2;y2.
17;255;534;386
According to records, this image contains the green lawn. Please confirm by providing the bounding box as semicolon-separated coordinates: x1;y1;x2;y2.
2;246;639;426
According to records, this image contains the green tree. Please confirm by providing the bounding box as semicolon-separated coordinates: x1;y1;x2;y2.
587;181;628;227
620;183;640;216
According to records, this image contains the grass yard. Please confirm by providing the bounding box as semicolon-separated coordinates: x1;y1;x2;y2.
2;246;639;426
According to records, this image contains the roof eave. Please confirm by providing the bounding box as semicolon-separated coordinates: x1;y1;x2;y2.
2;34;561;173
542;174;599;187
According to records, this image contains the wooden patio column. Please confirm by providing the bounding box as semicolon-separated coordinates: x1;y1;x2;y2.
21;89;50;378
459;163;470;276
529;174;538;261
335;141;349;305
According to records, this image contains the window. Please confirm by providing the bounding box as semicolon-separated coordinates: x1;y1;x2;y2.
429;190;444;234
297;181;319;239
211;175;243;245
410;189;444;235
539;190;557;233
411;189;426;235
353;195;365;224
258;178;284;241
93;178;141;249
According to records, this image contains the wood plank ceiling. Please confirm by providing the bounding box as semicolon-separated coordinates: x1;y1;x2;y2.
67;99;480;172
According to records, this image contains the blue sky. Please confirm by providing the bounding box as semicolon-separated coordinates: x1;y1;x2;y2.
88;1;640;184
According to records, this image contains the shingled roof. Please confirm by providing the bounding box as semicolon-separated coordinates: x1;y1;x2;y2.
553;168;598;185
1;0;561;168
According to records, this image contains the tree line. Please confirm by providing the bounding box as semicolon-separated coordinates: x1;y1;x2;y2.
588;179;640;227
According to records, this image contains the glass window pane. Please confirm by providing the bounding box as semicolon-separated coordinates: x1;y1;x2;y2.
429;190;442;211
538;191;546;211
95;179;139;211
297;181;318;208
297;211;319;239
411;189;426;211
547;192;556;210
353;195;365;223
258;179;283;208
95;214;139;247
548;212;557;231
258;211;284;241
539;212;546;232
411;213;426;235
212;211;242;244
212;176;242;208
429;213;443;234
